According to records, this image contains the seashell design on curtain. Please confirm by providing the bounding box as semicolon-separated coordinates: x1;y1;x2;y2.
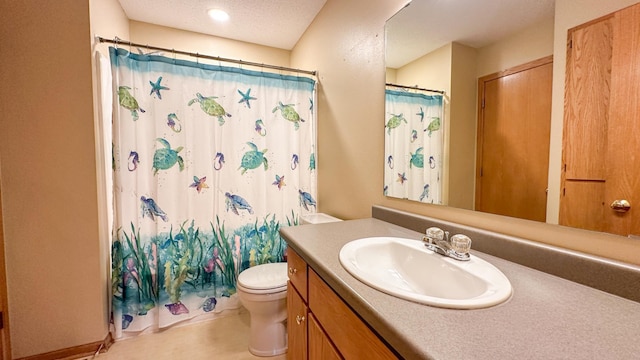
107;47;317;338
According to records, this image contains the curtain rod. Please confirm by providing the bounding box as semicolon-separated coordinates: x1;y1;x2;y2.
97;36;317;76
386;82;445;94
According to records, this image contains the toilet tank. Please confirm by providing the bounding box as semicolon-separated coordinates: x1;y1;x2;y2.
300;213;342;225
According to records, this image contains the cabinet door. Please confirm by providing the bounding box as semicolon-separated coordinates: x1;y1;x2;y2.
309;314;342;360
287;282;307;360
308;270;398;360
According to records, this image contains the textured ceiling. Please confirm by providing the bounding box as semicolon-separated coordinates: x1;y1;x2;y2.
118;0;327;50
386;0;556;69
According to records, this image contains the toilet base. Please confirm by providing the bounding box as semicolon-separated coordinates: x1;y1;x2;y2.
248;319;287;357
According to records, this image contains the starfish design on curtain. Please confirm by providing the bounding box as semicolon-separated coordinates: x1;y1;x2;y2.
238;88;257;108
149;76;170;99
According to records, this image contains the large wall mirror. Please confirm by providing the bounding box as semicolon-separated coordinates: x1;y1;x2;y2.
385;0;640;238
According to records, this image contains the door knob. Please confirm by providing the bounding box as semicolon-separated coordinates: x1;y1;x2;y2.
610;199;631;212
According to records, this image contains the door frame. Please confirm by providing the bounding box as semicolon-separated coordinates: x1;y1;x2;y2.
0;165;11;359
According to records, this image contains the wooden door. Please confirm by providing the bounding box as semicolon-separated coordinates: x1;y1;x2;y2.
476;57;553;221
561;2;640;236
606;3;640;236
560;14;613;232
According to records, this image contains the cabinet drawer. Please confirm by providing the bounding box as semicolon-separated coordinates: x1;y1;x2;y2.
309;269;399;360
287;248;308;301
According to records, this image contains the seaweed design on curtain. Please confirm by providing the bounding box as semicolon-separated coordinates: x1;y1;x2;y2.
384;87;444;203
109;47;317;338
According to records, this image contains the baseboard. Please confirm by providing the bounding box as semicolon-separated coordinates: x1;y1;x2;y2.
16;333;113;360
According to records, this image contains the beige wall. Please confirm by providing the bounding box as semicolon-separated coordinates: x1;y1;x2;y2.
0;0;109;357
128;21;291;68
448;43;478;209
385;67;397;83
476;17;555;77
396;43;451;90
291;0;409;221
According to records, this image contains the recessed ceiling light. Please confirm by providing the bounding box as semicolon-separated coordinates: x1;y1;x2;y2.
208;9;229;22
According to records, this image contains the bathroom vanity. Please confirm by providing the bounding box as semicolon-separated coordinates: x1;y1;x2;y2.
287;248;398;359
280;206;640;359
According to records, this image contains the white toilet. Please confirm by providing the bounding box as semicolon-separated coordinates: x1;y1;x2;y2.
237;262;289;357
237;213;342;357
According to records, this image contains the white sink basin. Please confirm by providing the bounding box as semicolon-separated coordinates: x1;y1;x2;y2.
339;237;512;309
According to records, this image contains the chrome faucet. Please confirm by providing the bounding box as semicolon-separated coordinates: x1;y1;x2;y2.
422;227;472;261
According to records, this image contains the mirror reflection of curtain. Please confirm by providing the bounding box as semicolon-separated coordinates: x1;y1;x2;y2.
384;87;444;203
107;47;317;338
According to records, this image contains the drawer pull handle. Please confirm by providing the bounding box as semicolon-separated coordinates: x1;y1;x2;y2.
296;315;305;325
288;267;298;275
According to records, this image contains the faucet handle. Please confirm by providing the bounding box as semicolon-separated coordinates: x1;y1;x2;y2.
425;227;444;241
450;234;472;256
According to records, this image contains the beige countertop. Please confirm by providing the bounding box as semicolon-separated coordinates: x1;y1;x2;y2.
280;218;640;360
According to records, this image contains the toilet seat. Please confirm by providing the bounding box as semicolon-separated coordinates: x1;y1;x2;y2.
237;262;288;294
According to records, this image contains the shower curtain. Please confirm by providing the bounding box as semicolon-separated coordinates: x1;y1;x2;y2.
107;47;317;338
384;88;443;203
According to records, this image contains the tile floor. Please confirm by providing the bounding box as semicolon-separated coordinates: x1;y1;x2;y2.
86;309;286;360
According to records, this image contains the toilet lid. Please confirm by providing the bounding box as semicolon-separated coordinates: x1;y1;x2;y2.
238;262;288;290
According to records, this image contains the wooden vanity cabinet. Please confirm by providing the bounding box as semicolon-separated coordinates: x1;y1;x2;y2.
287;248;398;360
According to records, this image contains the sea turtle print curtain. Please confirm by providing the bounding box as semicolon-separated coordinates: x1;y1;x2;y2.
108;47;316;338
384;87;444;203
